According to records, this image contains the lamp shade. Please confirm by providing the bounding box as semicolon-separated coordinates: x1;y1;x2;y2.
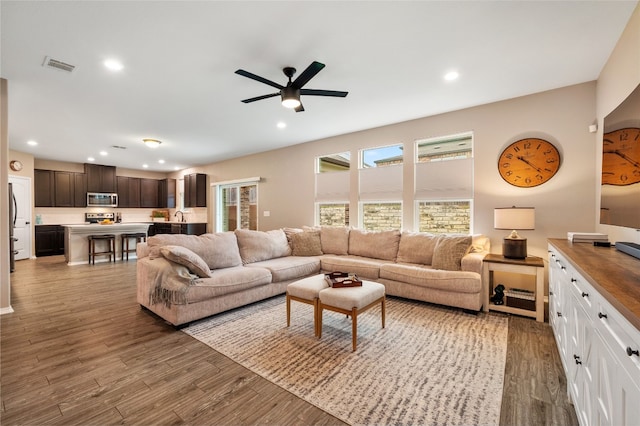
494;207;535;230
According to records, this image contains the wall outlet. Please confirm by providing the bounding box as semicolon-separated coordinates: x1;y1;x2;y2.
263;211;270;217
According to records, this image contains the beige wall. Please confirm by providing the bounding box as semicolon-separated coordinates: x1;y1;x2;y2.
596;3;640;244
1;78;11;312
203;82;598;260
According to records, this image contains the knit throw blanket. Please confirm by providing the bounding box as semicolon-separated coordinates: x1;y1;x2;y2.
147;257;196;306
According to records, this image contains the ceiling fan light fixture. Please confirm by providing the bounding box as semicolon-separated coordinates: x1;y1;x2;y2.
143;138;161;148
281;87;301;109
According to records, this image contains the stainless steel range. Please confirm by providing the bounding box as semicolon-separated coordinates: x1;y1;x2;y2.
85;212;114;223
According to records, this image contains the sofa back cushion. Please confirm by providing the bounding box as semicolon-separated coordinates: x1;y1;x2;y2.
396;232;439;265
431;235;472;271
348;229;401;261
320;226;350;255
235;228;291;264
147;232;242;270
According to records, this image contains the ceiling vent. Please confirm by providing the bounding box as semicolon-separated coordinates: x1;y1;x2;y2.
42;56;76;73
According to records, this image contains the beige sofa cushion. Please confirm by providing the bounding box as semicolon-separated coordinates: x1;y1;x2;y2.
290;230;323;256
320;254;392;280
379;263;481;293
235;229;291;264
320;226;350;255
185;266;273;303
431;235;472;271
348;229;401;261
160;245;212;278
246;256;321;282
396;232;439;265
147;233;242;270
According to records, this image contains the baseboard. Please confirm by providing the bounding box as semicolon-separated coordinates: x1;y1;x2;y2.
0;306;15;315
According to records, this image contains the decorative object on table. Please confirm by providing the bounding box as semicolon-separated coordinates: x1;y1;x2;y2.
151;210;169;222
567;232;609;243
497;138;561;187
491;284;505;305
505;287;536;310
494;206;535;259
324;271;362;287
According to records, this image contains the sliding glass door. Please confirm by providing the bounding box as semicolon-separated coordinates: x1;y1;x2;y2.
218;184;257;231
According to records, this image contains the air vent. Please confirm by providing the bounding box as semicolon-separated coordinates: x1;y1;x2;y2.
111;145;127;150
42;56;76;73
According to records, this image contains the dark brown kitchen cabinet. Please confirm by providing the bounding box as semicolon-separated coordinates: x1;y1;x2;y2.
85;163;116;193
35;169;55;207
140;178;159;208
128;178;141;208
35;225;65;257
54;171;74;207
117;176;142;208
184;173;206;207
73;173;87;207
116;176;129;207
159;178;176;208
149;222;206;236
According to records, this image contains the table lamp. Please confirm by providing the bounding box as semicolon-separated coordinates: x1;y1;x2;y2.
494;206;535;259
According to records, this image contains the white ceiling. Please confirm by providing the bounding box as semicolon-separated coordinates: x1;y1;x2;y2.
2;1;638;172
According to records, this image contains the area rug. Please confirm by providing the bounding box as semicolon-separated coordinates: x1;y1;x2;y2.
183;295;508;425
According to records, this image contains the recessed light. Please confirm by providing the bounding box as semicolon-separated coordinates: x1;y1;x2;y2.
104;59;124;71
87;157;95;162
444;71;459;81
277;122;286;129
174;166;180;171
142;164;149;168
27;140;38;146
158;159;165;164
99;151;108;156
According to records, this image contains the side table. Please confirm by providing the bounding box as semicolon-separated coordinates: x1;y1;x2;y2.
482;254;545;322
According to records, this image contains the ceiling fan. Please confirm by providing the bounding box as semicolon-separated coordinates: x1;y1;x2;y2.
235;61;348;112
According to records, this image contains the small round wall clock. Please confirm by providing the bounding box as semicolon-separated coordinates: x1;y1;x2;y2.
498;138;561;188
602;127;640;186
9;160;23;172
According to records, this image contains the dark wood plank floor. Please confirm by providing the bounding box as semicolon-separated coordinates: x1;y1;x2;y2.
1;256;578;425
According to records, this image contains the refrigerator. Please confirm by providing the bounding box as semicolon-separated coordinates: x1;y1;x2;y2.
9;183;17;272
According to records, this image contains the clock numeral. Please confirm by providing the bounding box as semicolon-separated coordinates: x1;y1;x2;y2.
535;174;544;181
501;162;510;169
525;177;532;185
620;174;628;182
513;146;521;153
524;142;531;149
546;158;556;164
620;132;629;141
505;170;513;177
505;153;513;160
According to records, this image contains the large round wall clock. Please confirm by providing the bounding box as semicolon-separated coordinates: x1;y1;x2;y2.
602;127;640;186
498;138;561;188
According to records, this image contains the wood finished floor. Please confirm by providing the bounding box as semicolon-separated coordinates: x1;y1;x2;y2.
1;256;579;425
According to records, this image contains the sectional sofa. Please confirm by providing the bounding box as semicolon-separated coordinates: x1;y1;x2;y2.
136;227;490;326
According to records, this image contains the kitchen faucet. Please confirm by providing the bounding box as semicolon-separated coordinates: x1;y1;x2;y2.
174;211;185;222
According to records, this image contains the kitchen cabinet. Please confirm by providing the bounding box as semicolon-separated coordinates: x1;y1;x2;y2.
548;240;640;426
184;173;206;207
74;173;87;207
159;178;176;208
149;222;206;236
35;169;55;207
35;225;65;257
140;178;159;208
54;171;74;207
85;163;116;193
117;176;141;208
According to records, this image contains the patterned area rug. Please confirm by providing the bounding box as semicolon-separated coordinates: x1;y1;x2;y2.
183;295;508;425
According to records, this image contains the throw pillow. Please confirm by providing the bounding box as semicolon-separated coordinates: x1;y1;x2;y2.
235;228;292;264
160;245;212;278
431;235;472;271
290;230;323;256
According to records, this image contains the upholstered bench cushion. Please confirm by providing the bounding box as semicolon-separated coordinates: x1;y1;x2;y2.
287;274;329;300
319;281;385;310
379;263;481;293
320;255;393;279
185;266;272;303
246;256;321;282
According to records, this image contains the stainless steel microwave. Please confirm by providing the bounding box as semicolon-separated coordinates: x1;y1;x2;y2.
87;192;118;208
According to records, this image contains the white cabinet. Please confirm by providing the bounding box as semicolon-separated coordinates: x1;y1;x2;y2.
548;243;640;426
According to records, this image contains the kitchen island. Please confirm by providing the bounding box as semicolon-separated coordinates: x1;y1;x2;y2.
62;223;151;265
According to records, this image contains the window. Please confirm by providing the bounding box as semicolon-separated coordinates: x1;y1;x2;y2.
417;200;471;234
361;144;403;168
318;203;350;226
416;133;472;162
361;202;402;231
216;180;258;232
317;152;350;173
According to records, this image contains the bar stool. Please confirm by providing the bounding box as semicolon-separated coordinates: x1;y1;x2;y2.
121;232;147;261
87;234;116;265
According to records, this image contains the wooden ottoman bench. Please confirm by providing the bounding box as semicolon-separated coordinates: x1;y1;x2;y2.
318;281;386;351
286;274;330;336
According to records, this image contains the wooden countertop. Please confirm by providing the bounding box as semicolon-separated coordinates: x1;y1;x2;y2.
548;238;640;331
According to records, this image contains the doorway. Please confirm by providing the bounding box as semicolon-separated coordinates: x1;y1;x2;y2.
217;183;258;232
8;175;32;261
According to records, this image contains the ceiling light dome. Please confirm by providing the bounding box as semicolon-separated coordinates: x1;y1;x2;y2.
143;138;161;148
281;87;301;109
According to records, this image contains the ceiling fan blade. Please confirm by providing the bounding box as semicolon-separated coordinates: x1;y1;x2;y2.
294;103;305;113
235;69;284;90
300;89;348;98
241;93;280;103
291;61;325;89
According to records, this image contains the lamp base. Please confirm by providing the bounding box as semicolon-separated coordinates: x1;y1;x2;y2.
503;238;527;259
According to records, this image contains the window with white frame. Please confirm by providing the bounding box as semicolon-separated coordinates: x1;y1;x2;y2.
317;203;350;226
361;144;403;168
415;132;474;233
215;179;259;232
361;201;402;231
316;152;351;226
317;152;350;172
